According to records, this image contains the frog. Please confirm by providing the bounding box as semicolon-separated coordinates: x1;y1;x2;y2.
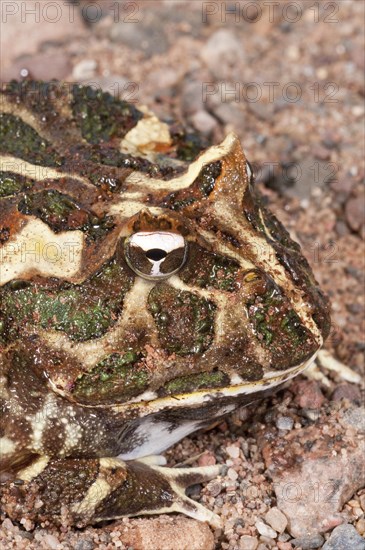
0;80;330;527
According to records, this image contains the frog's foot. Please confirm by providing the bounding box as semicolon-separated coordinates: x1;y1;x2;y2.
2;455;222;527
306;350;361;387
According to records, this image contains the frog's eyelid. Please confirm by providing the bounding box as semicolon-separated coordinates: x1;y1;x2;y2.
246;161;254;182
127;231;185;254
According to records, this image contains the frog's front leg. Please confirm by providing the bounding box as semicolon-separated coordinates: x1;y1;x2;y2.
2;455;222;527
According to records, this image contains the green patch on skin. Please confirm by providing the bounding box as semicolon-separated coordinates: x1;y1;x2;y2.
0;171;34;198
161;370;229;396
85;146;156;173
0;260;134;342
247;280;317;369
72;352;149;404
71;85;143;144
180;245;239;292
260;203;301;252
162;161;222;211
18;189;115;238
194;161;221;197
148;284;216;355
0;113;63;167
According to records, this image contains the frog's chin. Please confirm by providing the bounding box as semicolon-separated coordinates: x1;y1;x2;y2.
115;349;320;414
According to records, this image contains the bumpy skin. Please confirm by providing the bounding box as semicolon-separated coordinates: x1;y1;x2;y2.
0;81;330;526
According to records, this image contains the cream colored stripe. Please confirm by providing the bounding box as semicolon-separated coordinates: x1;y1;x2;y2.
197;228;255;269
108;201;162;219
72;477;112;515
124;132;238;192
0;154;93;188
0;436;16;456
0;218;84;286
18;456;49;482
1;94;81;149
167;275;225;305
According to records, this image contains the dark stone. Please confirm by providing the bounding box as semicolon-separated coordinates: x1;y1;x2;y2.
291;534;324;549
322;524;365;550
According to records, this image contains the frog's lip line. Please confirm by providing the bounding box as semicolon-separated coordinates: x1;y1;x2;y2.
110;350;320;414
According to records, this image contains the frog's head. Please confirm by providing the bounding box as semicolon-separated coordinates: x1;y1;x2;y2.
59;134;329;410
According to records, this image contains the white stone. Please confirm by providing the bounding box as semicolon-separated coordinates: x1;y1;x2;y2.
191;110;217;134
255;520;277;539
226;445;240;459
72;59;97;81
264;507;288;534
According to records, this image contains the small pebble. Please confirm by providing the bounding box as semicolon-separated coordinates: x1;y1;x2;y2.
73;59;97;80
239;535;259;550
255;520;277;539
276;416;294;431
190;110;217;135
356;517;365;535
75;540;95;550
226;445;240;459
294;380;325;409
345;196;365;232
264;507;288;533
200;29;243;79
44;534;60;549
206;480;222;497
227;467;239;481
2;519;15;532
198;452;216;466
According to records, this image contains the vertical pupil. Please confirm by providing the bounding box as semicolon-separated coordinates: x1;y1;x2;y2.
146;248;167;261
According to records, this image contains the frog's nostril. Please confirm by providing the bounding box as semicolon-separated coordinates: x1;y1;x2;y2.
146;249;167;261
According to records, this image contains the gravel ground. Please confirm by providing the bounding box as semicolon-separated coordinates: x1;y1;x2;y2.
1;1;364;548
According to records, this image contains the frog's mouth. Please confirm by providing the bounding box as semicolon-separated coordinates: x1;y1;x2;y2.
113;352;319;460
111;351;319;415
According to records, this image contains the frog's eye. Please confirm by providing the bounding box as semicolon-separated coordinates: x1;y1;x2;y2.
124;231;187;280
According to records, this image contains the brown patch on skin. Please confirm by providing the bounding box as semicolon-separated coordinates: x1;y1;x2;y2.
0;226;10;244
0;205;29;245
99;460;127;487
214;342;264;381
94;460;174;519
2;458;100;523
30;177;103;211
121;209;192;243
